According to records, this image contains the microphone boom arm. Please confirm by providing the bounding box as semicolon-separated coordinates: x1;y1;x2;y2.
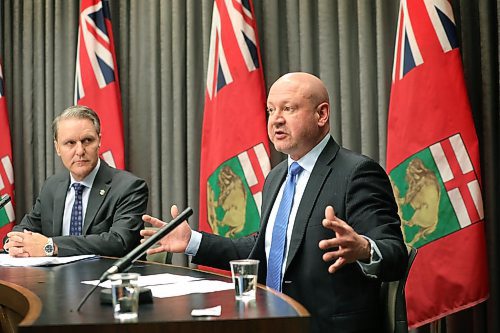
76;207;193;312
99;207;194;282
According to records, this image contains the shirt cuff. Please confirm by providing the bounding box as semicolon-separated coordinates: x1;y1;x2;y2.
185;230;202;256
357;236;382;278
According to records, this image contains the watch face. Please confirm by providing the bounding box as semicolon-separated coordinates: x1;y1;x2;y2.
44;244;54;255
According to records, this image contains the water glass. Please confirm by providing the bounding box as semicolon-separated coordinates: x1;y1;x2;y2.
109;273;140;321
230;259;259;301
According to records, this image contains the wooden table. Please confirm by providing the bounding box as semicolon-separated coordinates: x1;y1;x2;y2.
0;257;310;332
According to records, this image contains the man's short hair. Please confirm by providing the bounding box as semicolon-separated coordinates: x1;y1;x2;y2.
53;105;101;141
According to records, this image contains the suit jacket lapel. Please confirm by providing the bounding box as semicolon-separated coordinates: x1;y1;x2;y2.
285;137;339;271
53;176;70;236
261;162;287;228
83;161;112;234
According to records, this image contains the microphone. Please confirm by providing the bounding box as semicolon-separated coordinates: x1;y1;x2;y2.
76;206;193;311
0;195;11;210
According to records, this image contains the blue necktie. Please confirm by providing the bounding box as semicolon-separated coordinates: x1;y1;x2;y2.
266;162;303;291
70;183;85;236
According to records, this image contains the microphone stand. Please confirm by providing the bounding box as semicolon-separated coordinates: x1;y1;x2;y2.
76;207;193;311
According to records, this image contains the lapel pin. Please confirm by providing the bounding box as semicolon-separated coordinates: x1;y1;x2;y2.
99;189;105;196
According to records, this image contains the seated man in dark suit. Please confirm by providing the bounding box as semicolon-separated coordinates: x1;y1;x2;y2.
3;105;148;257
141;72;407;333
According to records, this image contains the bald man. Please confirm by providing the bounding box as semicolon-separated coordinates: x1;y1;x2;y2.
141;73;407;333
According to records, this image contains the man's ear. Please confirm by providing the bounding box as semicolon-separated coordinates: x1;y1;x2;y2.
54;140;61;156
316;102;330;127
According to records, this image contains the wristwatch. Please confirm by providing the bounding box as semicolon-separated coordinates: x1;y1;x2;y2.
44;238;55;257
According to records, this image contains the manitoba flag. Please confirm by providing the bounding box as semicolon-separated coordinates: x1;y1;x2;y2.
387;0;489;328
75;0;124;169
0;61;15;240
199;0;271;271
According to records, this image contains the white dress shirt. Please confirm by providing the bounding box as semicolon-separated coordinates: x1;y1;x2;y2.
62;159;100;236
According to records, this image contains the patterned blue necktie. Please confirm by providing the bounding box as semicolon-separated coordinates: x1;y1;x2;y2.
70;183;85;236
266;162;303;291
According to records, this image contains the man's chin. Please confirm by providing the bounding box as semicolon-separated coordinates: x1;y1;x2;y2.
273;142;292;154
70;166;92;181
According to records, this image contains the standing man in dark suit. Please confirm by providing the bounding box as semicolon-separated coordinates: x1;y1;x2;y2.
4;105;148;257
141;72;407;333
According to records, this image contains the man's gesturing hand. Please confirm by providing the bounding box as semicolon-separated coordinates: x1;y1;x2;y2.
319;206;371;273
140;205;192;255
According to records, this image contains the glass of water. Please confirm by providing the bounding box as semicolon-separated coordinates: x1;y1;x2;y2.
229;259;259;301
108;273;140;321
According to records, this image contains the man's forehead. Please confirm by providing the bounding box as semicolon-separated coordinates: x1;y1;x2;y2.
58;117;96;129
267;86;312;105
57;118;98;137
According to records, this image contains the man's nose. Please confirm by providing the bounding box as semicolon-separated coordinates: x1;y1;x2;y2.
270;112;285;125
75;141;85;155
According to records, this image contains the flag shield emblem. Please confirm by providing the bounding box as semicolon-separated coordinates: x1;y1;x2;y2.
207;158;260;238
390;133;484;248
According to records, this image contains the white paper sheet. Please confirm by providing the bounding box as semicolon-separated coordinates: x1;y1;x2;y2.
191;305;222;317
0;253;97;267
148;279;233;298
82;272;202;288
82;272;234;298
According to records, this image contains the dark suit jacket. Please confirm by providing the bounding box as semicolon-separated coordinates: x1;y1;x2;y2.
193;137;407;333
13;160;148;257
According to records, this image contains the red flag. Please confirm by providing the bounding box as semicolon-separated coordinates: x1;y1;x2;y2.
75;0;124;169
199;0;271;274
0;61;16;240
387;0;489;328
